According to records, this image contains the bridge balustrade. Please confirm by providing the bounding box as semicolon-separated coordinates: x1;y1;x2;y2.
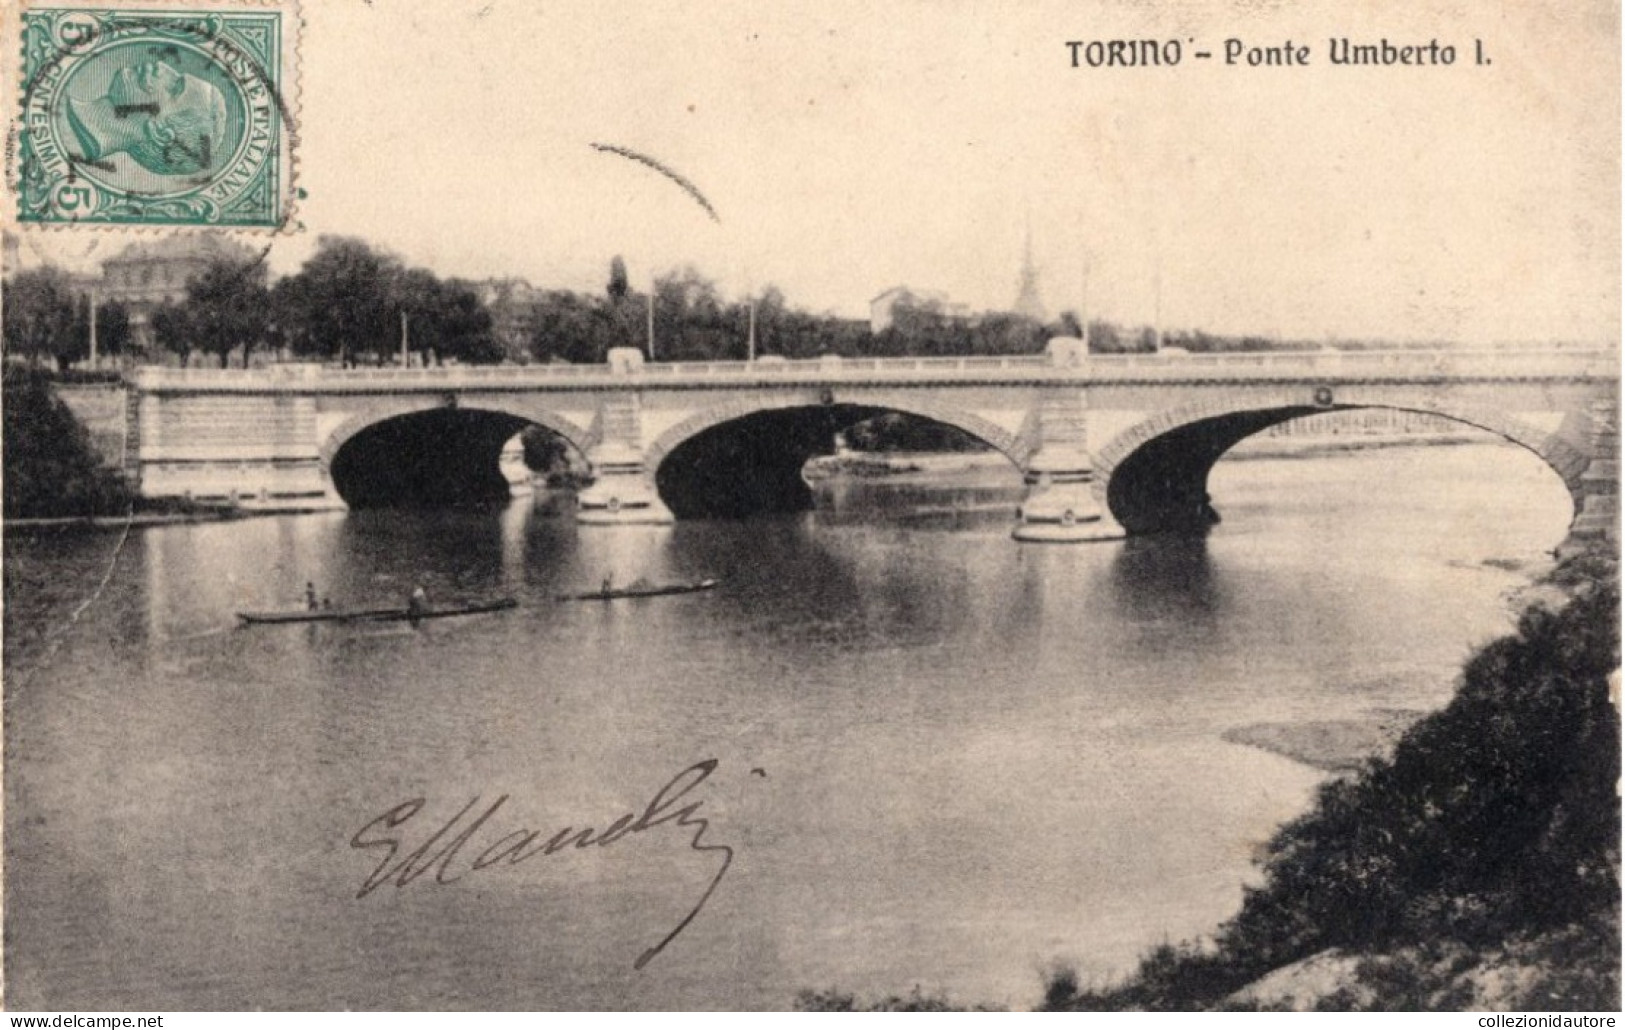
124;347;1615;392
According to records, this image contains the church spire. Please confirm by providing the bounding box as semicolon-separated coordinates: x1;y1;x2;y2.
1012;217;1046;322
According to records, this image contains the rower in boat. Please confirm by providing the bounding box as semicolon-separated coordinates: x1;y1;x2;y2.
238;596;517;625
556;576;720;601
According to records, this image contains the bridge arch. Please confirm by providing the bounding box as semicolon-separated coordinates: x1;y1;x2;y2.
645;393;1030;519
1095;395;1591;535
321;401;593;507
645;393;1032;471
320;401;593;472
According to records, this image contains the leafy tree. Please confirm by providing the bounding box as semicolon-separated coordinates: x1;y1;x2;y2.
868;298;1046;358
276;236;403;366
267;276;309;358
150;300;197;366
529;289;617;364
652;265;734;361
92;300;133;359
970;312;1047;356
845;413;986;452
183;259;273;367
3;268;81;367
747;285;790;357
1239;581;1619;953
608;256;629;303
398;273;502;365
750;299;870;360
518;425;573;475
58;293;95;367
2;367;131;517
887;297;954;353
1086;318;1124;352
391;267;438;364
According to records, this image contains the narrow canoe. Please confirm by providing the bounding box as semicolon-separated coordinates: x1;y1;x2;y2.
556;578;720;602
237;598;519;625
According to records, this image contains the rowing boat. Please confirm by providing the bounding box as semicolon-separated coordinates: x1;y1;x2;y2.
237;597;519;625
556;578;720;602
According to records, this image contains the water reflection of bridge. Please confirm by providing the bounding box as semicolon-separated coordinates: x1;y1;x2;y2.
123;341;1618;545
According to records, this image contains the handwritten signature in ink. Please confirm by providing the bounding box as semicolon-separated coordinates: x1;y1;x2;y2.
350;759;733;969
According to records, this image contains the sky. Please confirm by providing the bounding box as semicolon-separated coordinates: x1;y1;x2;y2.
8;0;1621;343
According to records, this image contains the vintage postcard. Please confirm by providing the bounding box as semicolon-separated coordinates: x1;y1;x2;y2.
2;0;1618;1015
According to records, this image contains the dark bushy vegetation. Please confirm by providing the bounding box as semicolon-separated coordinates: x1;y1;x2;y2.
32;368;124;385
795;987;997;1011
1302;913;1621;1011
1050;559;1621;1010
3;368;133;519
843;412;988;453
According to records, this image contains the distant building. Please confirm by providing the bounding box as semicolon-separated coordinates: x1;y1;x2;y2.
869;286;975;334
870;286;920;333
98;235;262;351
477;277;541;362
872;224;1047;334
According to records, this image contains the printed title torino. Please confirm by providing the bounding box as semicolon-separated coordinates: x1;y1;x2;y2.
1066;37;1470;68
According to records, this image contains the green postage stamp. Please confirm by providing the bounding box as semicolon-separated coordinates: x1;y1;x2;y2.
14;2;296;228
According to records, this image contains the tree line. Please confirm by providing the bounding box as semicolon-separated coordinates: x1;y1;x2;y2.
527;264;1068;364
2;237;502;369
1;268;133;368
4;234;1331;369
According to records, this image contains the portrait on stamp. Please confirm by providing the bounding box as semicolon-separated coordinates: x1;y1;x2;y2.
17;6;290;227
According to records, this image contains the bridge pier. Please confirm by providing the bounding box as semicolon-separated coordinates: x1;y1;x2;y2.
576;452;674;524
576;385;675;526
1561;384;1619;555
1014;387;1124;542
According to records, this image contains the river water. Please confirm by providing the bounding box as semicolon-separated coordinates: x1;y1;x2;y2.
3;442;1573;1010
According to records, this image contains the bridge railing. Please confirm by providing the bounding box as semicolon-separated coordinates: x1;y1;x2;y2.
126;346;1617;390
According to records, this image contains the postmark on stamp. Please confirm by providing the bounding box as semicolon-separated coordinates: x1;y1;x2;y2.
14;3;296;228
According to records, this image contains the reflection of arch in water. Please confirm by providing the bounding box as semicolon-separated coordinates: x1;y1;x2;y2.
330;507;514;599
1096;401;1590;536
1106;534;1222;625
661;516;1044;649
647;398;1026;520
323;406;589;508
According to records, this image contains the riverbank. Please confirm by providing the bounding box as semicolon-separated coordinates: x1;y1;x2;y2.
804;434;1485;481
3;506;268;535
1041;547;1620;1012
1220;709;1430;773
1225;432;1481;461
793;543;1618;1012
1221;554;1565;776
803;450;1007;479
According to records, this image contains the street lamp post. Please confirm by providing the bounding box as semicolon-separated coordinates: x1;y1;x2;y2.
646;289;656;361
88;287;99;368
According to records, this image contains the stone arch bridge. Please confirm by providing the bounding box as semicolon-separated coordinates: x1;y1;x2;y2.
124;341;1618;544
